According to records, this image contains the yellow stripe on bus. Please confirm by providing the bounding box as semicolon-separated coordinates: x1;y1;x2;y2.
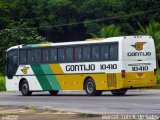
40;44;52;46
50;64;64;74
49;63;157;90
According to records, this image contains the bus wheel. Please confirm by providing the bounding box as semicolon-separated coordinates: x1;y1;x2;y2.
49;90;59;96
84;78;102;96
20;80;32;96
111;89;127;96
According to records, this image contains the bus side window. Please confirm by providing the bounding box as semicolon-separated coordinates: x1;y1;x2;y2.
82;46;91;61
74;47;82;61
50;48;57;62
110;43;118;60
13;56;18;69
92;46;100;60
34;49;41;63
42;49;49;63
58;48;65;62
101;44;109;60
27;49;34;63
65;47;73;61
20;50;27;64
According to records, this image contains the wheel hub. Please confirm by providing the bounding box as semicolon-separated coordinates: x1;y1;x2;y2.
87;82;94;93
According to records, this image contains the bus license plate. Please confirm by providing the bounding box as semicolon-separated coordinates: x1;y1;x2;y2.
137;73;143;77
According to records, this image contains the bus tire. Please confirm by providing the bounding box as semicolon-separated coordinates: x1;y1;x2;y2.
84;78;102;96
111;89;127;96
20;80;32;96
49;90;59;96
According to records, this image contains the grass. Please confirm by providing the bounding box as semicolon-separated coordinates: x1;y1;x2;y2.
156;69;160;89
0;75;6;91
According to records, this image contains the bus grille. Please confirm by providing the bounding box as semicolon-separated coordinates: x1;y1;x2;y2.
107;73;117;88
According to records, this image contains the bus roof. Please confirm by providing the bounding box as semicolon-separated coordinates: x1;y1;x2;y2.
7;36;152;51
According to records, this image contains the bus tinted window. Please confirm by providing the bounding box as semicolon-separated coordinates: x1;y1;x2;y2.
74;47;82;61
82;46;91;60
110;43;118;60
65;47;73;61
34;49;41;63
27;49;34;63
50;48;57;62
92;46;100;60
58;48;65;61
20;50;27;64
7;50;17;57
101;44;109;60
42;49;49;62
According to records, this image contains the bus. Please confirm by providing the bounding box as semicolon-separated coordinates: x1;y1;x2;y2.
5;36;157;96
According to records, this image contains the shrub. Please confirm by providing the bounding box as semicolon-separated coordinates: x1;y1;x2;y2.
0;76;6;91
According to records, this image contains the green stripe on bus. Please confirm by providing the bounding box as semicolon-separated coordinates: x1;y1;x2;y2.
31;64;61;90
23;44;40;48
40;64;61;90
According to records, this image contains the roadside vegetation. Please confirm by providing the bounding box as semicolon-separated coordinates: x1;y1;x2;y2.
157;69;160;89
0;76;6;91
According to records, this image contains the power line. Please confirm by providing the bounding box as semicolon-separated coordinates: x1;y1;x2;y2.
53;8;160;27
5;7;160;30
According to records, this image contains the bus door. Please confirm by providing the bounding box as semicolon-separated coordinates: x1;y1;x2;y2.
6;50;18;79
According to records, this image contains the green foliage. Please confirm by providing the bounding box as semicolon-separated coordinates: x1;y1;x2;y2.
84;21;102;35
1;0;159;41
138;21;160;53
156;69;160;89
0;0;15;29
99;25;121;38
0;76;6;91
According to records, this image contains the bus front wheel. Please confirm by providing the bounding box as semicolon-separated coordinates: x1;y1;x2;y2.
84;78;102;96
20;80;32;96
49;90;59;96
111;89;127;96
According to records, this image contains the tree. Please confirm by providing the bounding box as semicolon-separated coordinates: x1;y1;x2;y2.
99;24;121;38
0;0;15;29
0;21;45;74
138;21;160;53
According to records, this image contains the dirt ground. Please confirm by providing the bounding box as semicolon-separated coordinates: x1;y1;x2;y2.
0;106;101;120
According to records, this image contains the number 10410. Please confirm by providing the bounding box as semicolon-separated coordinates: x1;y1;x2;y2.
132;66;148;71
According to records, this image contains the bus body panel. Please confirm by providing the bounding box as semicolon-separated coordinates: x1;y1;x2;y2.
121;36;157;88
6;76;19;91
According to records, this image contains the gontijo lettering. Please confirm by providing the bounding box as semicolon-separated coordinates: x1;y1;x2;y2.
127;52;151;56
66;64;95;71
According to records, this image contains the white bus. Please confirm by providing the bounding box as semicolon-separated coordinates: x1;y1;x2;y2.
5;36;157;96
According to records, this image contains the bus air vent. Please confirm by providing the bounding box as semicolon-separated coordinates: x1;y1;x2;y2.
107;73;117;88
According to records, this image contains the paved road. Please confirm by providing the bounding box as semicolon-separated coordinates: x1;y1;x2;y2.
0;90;160;114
